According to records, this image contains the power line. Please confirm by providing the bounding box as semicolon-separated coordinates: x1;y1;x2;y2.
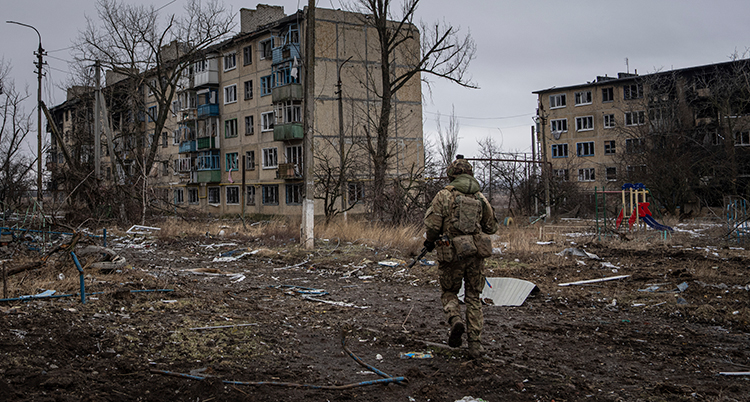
48;46;74;53
424;110;532;121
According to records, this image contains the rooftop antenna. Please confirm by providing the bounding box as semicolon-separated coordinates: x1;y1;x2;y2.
625;57;630;74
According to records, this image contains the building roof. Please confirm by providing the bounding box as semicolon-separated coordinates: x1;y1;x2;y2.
532;59;750;95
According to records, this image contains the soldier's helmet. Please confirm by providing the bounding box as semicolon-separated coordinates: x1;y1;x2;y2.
446;157;473;180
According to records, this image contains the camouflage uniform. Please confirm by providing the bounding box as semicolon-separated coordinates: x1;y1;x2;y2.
424;159;498;357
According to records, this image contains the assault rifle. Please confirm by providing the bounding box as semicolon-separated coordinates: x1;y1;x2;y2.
407;247;429;268
407;236;449;268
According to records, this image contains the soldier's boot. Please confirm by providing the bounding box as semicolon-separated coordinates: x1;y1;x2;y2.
468;341;484;359
447;316;465;348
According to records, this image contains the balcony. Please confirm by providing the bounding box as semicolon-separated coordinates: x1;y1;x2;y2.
276;163;302;180
196;170;221;183
195;154;220;183
273;123;304;141
197;103;219;118
272;83;303;103
196;136;216;150
179;109;197;122
272;45;300;64
194;69;219;87
179;140;196;153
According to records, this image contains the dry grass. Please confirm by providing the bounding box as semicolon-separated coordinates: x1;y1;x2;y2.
316;219;423;254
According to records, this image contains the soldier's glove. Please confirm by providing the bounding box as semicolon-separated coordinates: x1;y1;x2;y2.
423;239;436;252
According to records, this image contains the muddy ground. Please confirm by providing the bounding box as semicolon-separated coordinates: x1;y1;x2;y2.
1;222;749;401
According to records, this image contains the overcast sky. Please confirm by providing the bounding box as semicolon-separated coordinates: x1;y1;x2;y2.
2;0;750;159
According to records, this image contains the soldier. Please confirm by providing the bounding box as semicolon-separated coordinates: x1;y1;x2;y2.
423;156;498;358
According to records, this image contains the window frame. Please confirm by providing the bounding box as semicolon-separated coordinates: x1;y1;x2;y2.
550;118;568;133
606;166;617;181
260;39;273;60
576;141;595;157
260;75;273;96
553;169;569;182
208;186;221;204
623;83;643;100
246;185;256;206
578;167;596;182
245;150;255;170
245;115;254;135
225;152;238;172
261;111;275;131
549;93;566;109
736;131;750;146
223;52;237;71
603;113;616;128
285;183;303;205
226;186;240;205
244;80;253;100
574;90;592;106
224;84;237;104
173;188;184;204
551;143;568;158
575;116;594;132
188;187;199;204
602;87;614;102
243;45;253;66
626;138;645;154
224;118;238;138
262;184;279;205
625;111;646;126
604;140;616;155
262;147;278;169
348;182;365;205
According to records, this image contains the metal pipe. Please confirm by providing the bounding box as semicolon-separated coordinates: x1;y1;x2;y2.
0;289;174;303
70;252;85;304
150;369;406;390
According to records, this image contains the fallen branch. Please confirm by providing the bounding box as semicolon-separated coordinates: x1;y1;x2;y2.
189;323;258;331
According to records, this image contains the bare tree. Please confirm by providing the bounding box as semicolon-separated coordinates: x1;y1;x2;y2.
435;104;460;167
350;0;477;219
74;0;234;187
0;62;36;210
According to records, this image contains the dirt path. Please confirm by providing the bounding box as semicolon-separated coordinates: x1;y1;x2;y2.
1;227;749;401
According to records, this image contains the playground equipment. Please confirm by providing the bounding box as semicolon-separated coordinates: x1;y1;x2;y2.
615;183;673;233
725;196;749;243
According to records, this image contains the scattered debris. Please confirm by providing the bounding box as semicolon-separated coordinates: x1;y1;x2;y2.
302;296;369;309
460;278;539;306
718;372;750;376
378;260;404;267
188;323;258;331
212;252;251;262
557;248;600;260
454;397;488;402
77;245;126;271
19;289;56;299
600;262;620;270
399;352;433;359
126;225;161;235
558;275;630;287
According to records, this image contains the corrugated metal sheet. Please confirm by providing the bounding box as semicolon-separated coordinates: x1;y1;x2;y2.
459;277;538;306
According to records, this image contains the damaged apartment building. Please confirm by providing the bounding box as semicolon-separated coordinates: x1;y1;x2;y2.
533;59;750;212
47;4;424;217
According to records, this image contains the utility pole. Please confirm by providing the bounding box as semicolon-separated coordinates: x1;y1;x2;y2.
534;105;551;222
7;21;45;205
301;0;316;249
94;60;101;180
336;56;352;221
